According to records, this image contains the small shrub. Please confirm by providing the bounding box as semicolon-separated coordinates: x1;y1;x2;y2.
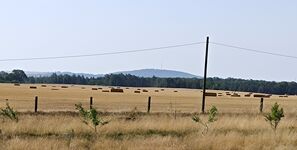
75;103;108;132
0;102;18;122
264;102;284;132
192;106;218;135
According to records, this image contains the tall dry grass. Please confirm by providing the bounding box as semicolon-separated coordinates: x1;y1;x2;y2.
0;112;296;150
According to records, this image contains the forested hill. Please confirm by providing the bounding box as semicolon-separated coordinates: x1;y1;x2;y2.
1;69;297;95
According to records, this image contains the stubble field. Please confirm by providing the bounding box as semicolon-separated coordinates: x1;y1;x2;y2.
0;83;296;150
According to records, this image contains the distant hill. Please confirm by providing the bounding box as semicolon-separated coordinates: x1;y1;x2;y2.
25;69;200;78
25;71;103;78
113;69;200;78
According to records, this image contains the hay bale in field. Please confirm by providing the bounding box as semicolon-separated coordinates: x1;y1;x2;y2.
244;94;251;97
126;87;129;89
161;89;165;91
134;90;141;93
226;93;231;96
111;88;124;93
254;94;271;98
92;88;98;90
142;89;148;92
174;90;178;92
102;90;110;92
279;95;288;98
14;83;20;86
137;89;141;90
51;88;59;90
61;86;68;88
29;86;37;89
98;87;103;90
231;93;240;97
41;85;47;87
81;87;86;89
205;92;217;97
155;90;159;92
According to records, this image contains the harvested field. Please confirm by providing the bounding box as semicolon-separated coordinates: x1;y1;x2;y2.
0;83;296;113
0;83;297;149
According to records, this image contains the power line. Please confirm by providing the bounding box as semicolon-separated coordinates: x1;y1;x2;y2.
210;42;297;59
0;42;205;62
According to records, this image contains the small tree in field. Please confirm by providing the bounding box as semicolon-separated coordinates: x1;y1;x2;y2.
0;102;18;122
264;102;284;132
75;103;108;132
192;106;218;135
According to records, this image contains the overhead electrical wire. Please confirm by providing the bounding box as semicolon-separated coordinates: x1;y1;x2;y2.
0;42;205;62
210;42;297;59
1;41;297;62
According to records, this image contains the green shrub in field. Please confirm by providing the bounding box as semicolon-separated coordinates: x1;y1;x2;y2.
264;102;284;132
75;103;108;132
0;102;18;122
192;106;218;135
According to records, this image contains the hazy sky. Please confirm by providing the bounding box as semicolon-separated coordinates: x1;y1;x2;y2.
0;0;297;81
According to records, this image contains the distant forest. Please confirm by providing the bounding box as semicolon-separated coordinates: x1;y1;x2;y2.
1;69;297;95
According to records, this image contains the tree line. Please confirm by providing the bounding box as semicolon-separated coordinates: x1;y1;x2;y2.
1;69;297;95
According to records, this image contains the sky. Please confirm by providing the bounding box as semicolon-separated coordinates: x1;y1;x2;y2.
0;0;297;81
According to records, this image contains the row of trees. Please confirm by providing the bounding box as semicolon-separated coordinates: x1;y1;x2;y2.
1;70;297;95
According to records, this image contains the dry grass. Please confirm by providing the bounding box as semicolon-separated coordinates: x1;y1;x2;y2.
0;113;296;150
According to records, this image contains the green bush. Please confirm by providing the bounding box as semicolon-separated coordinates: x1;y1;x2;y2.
0;102;18;122
192;106;218;135
264;102;284;132
75;103;108;132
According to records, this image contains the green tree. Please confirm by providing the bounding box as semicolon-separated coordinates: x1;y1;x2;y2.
192;106;218;135
264;103;284;132
75;103;108;132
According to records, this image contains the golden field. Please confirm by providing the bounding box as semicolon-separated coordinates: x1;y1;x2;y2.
0;83;297;150
0;83;296;114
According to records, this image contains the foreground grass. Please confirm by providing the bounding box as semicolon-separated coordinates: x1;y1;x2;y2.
0;112;297;150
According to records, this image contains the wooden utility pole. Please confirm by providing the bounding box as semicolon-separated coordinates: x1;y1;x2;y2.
202;37;209;113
